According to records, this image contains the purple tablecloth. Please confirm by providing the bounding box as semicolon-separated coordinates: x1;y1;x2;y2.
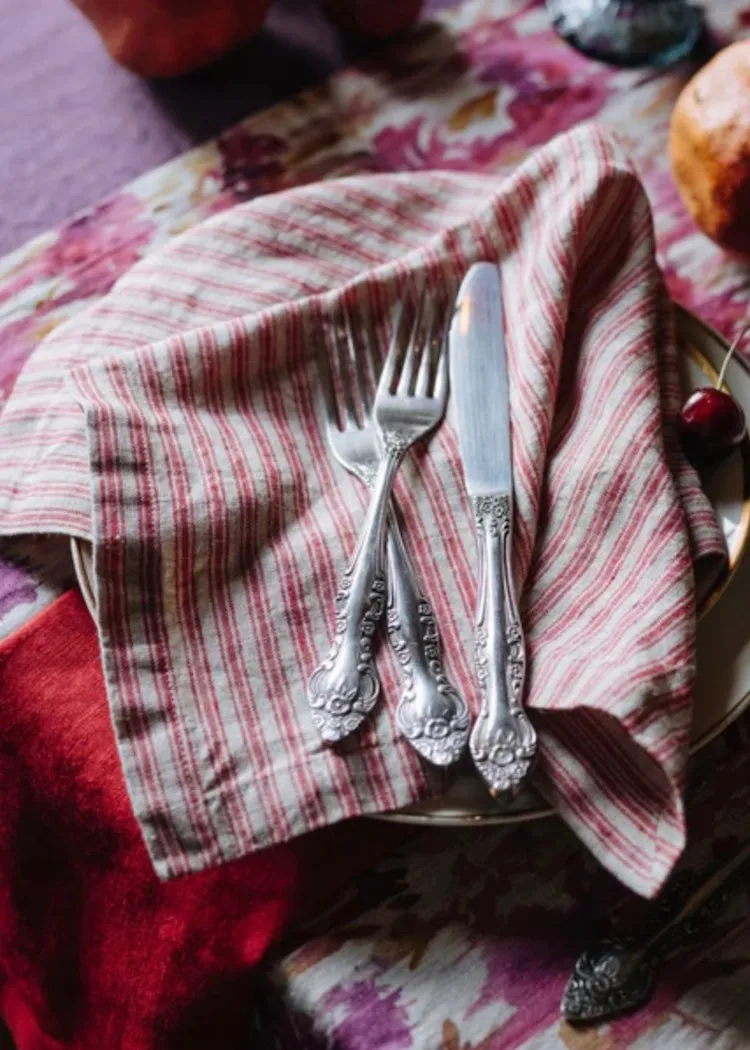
0;0;448;256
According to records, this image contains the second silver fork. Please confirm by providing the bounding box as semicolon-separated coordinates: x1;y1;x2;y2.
307;286;470;763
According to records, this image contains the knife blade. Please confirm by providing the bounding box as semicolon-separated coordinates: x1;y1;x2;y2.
450;263;512;496
449;262;537;796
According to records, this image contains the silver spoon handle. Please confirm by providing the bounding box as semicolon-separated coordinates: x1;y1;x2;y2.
563;840;750;1023
469;493;536;796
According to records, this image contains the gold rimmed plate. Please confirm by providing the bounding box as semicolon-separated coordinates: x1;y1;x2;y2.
383;305;750;827
70;306;750;827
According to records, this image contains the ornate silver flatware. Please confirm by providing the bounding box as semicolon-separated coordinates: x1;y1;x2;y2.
308;284;469;757
562;840;750;1023
449;262;537;796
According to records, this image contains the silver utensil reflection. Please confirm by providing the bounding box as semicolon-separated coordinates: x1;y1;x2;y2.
308;282;469;762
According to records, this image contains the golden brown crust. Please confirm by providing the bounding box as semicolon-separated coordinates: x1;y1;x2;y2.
669;40;750;257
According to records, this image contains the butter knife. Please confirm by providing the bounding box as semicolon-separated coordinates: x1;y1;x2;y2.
449;262;537;796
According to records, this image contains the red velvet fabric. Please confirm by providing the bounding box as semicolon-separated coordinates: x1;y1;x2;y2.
0;590;408;1049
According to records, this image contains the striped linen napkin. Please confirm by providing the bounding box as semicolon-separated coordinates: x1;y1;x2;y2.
0;124;726;897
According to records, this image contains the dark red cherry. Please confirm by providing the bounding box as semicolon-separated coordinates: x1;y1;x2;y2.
679;387;746;464
679;321;748;466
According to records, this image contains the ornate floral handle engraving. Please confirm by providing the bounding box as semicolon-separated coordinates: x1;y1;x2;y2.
562;841;750;1023
469;493;536;795
387;517;470;766
307;440;403;742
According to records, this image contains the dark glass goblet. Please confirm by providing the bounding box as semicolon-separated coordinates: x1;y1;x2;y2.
546;0;704;67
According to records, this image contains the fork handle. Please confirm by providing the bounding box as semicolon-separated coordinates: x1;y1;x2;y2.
469;493;536;796
307;445;402;742
386;515;470;766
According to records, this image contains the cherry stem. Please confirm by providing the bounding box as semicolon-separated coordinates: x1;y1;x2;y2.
716;321;750;390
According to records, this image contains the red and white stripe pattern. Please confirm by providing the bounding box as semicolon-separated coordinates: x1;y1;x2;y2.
0;125;727;896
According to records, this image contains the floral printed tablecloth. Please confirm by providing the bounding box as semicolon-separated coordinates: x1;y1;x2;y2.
275;725;750;1049
1;0;750;1045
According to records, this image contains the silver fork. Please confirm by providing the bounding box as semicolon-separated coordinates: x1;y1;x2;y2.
308;284;469;760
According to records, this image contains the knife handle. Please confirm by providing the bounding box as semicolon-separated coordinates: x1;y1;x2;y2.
469;493;537;796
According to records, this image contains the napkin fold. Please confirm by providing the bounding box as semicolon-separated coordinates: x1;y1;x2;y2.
0;124;727;896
